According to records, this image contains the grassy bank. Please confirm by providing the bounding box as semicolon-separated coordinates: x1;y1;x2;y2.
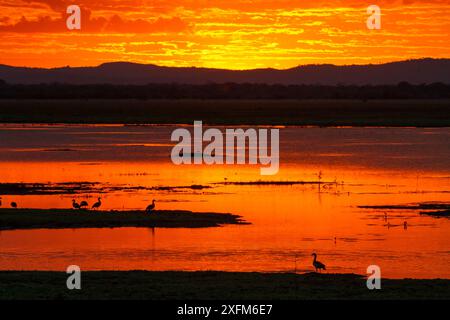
0;209;246;230
359;202;450;217
0;99;449;126
0;271;449;300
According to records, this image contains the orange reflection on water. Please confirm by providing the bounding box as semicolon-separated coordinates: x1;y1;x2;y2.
0;125;449;278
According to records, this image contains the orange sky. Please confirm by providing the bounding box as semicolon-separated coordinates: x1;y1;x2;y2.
0;0;449;69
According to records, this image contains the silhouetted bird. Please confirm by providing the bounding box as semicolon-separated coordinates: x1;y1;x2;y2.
0;197;2;207
92;198;102;210
11;202;17;208
72;199;80;210
312;253;326;273
404;221;408;230
79;201;88;209
146;199;156;213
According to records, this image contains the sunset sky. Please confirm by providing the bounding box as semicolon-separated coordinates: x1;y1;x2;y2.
0;0;449;69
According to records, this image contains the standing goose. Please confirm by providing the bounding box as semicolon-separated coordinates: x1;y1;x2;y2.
92;198;102;210
146;199;156;213
72;199;80;210
79;201;89;209
312;253;326;273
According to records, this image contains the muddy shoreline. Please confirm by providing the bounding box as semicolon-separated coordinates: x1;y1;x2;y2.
359;202;450;217
0;209;247;230
1;271;449;300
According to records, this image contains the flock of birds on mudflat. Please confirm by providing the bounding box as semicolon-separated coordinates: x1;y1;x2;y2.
71;198;156;213
0;196;157;213
71;198;102;210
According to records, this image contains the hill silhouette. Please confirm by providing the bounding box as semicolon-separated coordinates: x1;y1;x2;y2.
0;58;449;85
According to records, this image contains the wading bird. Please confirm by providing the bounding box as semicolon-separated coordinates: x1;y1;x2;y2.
92;198;102;210
0;197;2;207
11;202;17;208
79;201;88;209
72;199;80;210
146;199;156;213
312;253;326;273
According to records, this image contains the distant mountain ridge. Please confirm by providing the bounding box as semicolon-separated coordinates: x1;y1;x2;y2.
1;58;449;85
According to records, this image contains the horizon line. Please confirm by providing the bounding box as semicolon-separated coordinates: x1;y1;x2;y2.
1;57;449;72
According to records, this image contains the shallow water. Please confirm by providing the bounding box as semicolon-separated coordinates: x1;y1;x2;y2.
0;124;449;278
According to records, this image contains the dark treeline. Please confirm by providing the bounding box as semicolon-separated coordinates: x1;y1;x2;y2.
0;80;449;99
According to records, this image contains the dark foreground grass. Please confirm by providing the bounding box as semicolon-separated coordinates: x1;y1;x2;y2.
1;99;450;126
0;271;449;300
0;209;246;230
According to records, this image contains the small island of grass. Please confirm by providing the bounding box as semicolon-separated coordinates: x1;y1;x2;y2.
0;209;248;230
